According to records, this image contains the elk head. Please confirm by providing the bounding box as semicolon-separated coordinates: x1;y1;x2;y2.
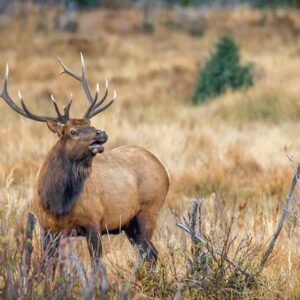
0;53;116;161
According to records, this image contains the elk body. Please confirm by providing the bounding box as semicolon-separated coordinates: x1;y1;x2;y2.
0;54;169;265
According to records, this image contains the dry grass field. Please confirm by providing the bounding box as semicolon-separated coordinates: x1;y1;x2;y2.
2;4;300;298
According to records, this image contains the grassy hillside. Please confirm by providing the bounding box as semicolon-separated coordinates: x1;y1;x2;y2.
1;5;300;298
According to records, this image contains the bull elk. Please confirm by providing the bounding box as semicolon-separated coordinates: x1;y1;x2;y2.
0;54;169;267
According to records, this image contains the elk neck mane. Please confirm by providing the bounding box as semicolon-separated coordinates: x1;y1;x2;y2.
38;140;92;217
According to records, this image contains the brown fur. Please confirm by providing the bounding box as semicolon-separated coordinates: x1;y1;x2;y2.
31;119;170;261
33;145;170;234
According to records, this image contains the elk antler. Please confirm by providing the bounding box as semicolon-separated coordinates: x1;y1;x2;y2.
0;64;73;123
57;52;117;119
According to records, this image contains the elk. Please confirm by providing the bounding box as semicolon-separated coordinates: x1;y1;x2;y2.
0;54;169;266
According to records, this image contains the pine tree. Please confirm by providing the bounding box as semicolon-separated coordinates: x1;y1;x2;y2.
193;34;253;104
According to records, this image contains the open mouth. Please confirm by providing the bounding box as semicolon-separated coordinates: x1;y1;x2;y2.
89;141;105;154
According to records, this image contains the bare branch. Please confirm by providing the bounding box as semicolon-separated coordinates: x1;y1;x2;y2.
176;223;254;279
260;163;300;268
173;283;185;300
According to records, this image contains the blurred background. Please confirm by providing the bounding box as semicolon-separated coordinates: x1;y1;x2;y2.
1;0;300;297
1;0;299;201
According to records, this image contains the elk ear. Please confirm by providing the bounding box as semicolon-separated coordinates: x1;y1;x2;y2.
46;119;64;136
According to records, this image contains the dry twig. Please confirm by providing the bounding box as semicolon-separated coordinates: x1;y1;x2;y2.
176;222;254;279
173;283;185;300
260;163;300;268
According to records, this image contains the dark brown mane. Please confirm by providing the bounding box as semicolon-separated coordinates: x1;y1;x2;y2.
38;141;92;216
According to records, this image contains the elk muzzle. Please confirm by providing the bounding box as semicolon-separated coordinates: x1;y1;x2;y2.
89;130;108;154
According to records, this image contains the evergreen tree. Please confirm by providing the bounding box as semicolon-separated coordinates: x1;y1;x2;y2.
74;0;99;8
193;34;253;104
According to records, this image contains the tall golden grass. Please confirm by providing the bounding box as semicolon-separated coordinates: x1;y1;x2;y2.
1;4;300;298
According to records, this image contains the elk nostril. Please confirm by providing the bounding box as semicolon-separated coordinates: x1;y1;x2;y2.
96;130;107;141
96;130;103;137
101;131;108;140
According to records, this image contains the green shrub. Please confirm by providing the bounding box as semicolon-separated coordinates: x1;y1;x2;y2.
74;0;99;8
193;34;253;104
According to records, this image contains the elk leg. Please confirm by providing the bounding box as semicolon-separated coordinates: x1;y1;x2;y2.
41;230;61;276
23;212;36;273
85;227;102;259
124;216;158;266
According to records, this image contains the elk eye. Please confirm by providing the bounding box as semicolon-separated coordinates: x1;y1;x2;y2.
70;129;78;137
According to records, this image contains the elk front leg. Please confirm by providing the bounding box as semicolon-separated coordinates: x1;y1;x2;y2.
85;227;102;259
23;212;36;273
41;230;61;276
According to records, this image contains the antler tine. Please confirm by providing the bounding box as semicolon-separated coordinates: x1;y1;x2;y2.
0;64;51;122
57;56;81;81
93;79;109;110
88;90;117;119
0;64;73;123
63;94;73;121
0;65;29;119
83;82;99;119
2;64;8;94
95;82;99;101
50;94;63;121
80;52;87;80
80;52;94;104
18;90;62;122
58;53;116;119
58;53;95;104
